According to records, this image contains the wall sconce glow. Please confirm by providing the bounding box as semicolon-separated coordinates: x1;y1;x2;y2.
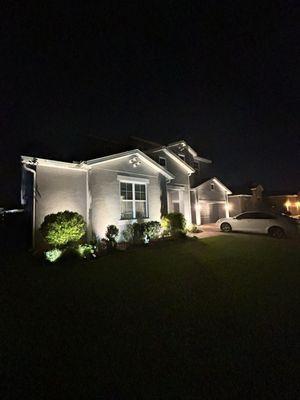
284;200;291;210
224;203;232;212
195;203;201;212
129;156;141;168
296;201;300;209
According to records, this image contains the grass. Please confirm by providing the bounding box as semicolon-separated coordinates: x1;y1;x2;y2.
1;235;299;399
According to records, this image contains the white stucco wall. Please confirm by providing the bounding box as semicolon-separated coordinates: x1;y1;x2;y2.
89;155;166;240
35;164;87;244
150;149;192;223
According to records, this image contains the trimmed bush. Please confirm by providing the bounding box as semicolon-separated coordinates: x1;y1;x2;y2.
123;221;161;244
105;225;119;251
122;224;134;243
187;224;201;233
77;244;96;259
40;211;86;247
45;248;62;263
143;221;161;240
161;213;186;236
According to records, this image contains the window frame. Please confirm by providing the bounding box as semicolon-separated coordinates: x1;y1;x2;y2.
119;181;148;220
193;160;199;170
158;157;167;167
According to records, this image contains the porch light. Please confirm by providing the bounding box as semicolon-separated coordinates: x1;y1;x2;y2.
296;201;300;209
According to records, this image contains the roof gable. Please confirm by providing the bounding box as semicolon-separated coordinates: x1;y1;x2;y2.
147;147;195;174
86;149;175;180
193;177;232;194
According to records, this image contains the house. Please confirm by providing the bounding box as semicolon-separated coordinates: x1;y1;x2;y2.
228;184;300;217
21;139;231;247
228;184;265;216
266;192;300;217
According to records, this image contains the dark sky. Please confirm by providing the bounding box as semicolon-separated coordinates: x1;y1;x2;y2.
1;1;299;205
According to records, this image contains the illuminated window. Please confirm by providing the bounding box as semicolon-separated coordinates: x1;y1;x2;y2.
120;182;147;219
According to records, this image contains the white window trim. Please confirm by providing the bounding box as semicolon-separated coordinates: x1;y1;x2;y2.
117;175;149;184
119;180;148;220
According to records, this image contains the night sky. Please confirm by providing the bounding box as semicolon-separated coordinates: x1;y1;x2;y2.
1;1;299;206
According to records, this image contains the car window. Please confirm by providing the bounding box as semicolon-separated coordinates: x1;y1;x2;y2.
256;213;276;219
236;213;256;219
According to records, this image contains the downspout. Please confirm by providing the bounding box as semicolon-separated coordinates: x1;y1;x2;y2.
85;168;91;240
81;162;91;241
22;161;36;248
187;172;192;224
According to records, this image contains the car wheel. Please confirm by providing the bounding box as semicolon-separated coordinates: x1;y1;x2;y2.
221;222;232;233
268;226;285;239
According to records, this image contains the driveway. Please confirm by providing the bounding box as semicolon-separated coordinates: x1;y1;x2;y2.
189;223;239;239
190;223;300;242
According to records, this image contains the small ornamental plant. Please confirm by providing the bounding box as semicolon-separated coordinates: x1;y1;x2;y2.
40;211;86;247
77;244;96;259
105;225;119;251
44;248;63;263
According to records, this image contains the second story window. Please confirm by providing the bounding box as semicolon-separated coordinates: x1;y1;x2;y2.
210;182;214;190
159;157;166;167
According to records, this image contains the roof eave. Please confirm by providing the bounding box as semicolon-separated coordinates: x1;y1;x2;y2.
87;149;175;180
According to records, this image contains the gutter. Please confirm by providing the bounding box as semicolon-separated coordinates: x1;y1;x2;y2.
22;159;37;248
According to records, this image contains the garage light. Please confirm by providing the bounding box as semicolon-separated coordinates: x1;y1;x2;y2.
284;200;291;210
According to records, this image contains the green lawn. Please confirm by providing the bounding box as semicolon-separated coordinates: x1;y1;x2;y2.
1;235;299;399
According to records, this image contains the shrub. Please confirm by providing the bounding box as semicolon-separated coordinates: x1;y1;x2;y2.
105;225;119;251
161;213;186;236
122;221;161;244
77;244;96;259
40;211;86;247
122;223;142;243
187;224;201;233
122;224;134;243
143;221;161;240
45;248;62;263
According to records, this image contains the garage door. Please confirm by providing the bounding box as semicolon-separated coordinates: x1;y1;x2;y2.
201;203;226;224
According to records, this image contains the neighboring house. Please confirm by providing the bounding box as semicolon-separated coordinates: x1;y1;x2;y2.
229;184;300;217
229;184;265;216
267;192;300;217
21;139;231;247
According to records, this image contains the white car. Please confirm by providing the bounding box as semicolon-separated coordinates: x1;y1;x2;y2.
217;211;297;238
